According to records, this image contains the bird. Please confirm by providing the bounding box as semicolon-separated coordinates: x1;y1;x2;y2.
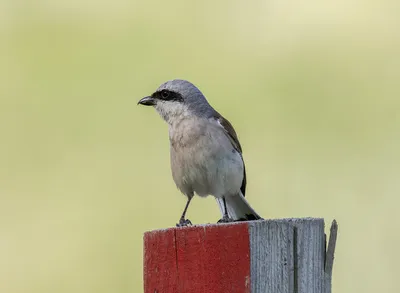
138;79;262;226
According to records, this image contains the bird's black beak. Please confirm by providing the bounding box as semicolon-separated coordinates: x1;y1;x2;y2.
138;96;156;106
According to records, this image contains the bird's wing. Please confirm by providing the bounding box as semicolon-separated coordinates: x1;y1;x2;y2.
211;113;247;196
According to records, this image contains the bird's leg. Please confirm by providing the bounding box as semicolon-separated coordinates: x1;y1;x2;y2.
176;196;193;227
217;197;234;223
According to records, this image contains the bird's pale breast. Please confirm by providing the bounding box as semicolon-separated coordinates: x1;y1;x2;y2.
169;118;243;198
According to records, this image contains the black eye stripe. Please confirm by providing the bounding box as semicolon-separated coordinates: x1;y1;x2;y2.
153;90;184;102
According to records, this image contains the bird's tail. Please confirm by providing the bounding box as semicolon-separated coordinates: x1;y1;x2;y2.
216;192;262;221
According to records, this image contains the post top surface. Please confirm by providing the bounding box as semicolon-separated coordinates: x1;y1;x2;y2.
144;217;325;235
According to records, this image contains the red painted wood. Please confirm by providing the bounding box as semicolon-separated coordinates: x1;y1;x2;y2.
143;229;178;293
175;223;251;293
144;223;251;293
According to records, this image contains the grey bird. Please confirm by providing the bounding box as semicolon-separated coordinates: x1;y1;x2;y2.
138;79;261;226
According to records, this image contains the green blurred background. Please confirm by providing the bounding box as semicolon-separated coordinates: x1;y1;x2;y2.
1;1;399;292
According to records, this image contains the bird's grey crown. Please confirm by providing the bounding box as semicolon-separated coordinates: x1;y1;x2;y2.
157;79;215;117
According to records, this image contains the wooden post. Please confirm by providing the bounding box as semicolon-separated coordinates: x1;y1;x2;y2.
143;218;338;293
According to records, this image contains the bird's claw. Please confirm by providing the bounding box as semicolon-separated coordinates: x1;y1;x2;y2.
176;218;192;227
217;215;235;224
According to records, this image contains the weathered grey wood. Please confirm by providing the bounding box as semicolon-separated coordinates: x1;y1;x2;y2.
249;220;294;293
290;218;325;293
144;218;338;293
325;220;338;293
248;218;338;293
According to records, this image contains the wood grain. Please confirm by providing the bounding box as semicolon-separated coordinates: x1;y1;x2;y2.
176;223;250;293
144;222;250;293
248;220;294;293
290;218;325;293
143;229;178;293
143;218;337;293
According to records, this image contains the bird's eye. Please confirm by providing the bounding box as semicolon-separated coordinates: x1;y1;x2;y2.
161;90;170;99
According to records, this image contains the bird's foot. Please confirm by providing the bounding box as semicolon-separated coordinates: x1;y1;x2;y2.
176;218;192;227
217;215;235;224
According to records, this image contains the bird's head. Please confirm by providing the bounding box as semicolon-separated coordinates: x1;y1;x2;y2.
138;79;213;125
